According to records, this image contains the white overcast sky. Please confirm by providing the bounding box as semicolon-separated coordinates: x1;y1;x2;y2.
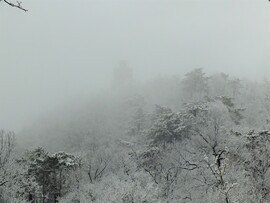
0;0;270;131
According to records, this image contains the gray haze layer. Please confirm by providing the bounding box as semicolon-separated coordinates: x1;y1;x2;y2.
0;0;269;131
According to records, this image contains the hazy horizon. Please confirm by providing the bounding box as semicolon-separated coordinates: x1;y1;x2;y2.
1;0;270;131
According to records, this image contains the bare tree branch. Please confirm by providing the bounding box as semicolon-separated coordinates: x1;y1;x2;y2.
2;0;28;12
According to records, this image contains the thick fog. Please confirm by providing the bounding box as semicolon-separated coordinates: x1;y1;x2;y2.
1;0;270;131
2;1;270;202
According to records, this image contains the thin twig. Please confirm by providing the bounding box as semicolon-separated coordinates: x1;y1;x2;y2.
2;0;28;11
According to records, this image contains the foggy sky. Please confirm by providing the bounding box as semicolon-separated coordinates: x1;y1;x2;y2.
1;0;270;131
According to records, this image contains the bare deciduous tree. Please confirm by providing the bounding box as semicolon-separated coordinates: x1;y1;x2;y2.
0;130;15;187
87;156;109;183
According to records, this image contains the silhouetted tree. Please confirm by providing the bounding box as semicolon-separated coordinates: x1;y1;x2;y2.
182;68;210;101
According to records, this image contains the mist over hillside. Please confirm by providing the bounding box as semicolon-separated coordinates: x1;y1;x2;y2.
1;0;270;132
1;0;270;202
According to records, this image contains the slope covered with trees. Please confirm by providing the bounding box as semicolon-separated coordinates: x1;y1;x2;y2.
1;69;270;202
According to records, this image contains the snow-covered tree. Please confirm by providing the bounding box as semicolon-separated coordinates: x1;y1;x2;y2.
182;68;210;102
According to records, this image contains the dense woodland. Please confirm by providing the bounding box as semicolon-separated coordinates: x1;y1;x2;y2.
1;68;270;202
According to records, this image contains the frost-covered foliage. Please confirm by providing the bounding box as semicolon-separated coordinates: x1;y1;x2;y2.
147;98;235;147
0;130;15;185
0;130;19;202
148;105;194;145
9;148;81;202
52;151;81;168
243;130;270;201
6;69;270;202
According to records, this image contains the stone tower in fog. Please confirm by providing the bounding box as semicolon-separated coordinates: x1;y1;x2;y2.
112;60;134;94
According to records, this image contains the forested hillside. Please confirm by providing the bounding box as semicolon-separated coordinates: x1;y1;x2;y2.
1;69;270;202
